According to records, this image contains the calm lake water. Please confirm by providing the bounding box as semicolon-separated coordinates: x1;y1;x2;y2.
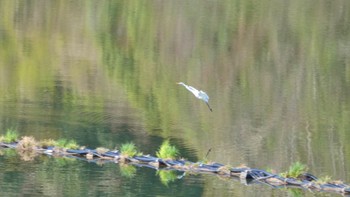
1;1;350;196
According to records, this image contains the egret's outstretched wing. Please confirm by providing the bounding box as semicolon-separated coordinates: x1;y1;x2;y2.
198;90;209;102
177;82;212;112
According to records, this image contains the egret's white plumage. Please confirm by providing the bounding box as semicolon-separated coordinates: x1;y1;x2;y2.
177;82;212;112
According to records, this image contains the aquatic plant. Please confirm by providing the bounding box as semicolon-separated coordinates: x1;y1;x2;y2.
120;142;140;157
16;136;38;151
64;140;79;149
316;175;332;184
281;162;308;179
39;139;57;148
55;139;68;148
1;129;19;143
55;139;79;149
156;140;179;160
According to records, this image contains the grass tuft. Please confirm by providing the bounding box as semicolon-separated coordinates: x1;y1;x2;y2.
39;139;57;148
280;162;308;179
1;129;19;143
156;140;179;160
316;175;332;184
55;139;79;149
120;142;140;157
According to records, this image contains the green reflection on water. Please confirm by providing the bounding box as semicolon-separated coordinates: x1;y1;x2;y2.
0;0;349;196
99;0;350;181
157;170;179;187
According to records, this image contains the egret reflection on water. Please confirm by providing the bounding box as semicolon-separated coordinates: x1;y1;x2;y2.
177;82;213;112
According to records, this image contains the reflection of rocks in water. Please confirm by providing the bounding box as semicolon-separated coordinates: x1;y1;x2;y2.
96;160;106;166
86;152;93;160
18;149;38;161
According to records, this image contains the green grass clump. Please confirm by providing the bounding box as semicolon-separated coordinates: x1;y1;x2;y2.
316;175;332;184
156;140;179;160
120;142;140;157
281;162;308;179
55;139;79;149
55;139;69;148
1;129;19;143
39;139;57;148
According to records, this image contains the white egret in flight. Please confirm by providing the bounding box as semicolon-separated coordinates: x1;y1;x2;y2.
177;82;213;112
